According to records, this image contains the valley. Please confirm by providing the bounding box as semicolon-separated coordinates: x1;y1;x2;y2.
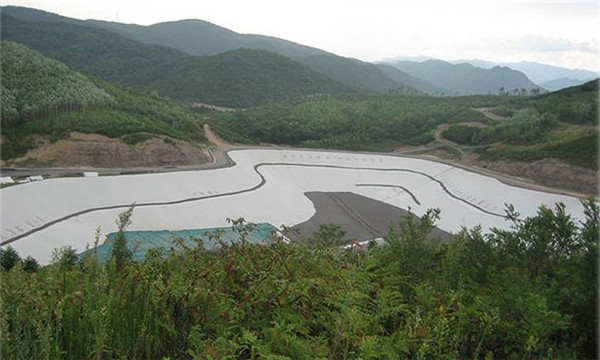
0;4;598;359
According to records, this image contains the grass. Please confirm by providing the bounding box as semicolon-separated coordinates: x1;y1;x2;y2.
1;203;597;359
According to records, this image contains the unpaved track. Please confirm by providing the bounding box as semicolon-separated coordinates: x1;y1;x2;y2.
203;124;235;150
473;107;506;121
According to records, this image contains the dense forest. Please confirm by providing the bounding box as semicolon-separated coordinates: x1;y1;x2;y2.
1;201;597;359
209;94;496;151
1;14;348;108
1;41;115;124
0;41;204;160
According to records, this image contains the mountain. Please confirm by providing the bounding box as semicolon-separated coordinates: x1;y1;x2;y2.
1;6;331;60
299;55;416;93
0;41;204;160
86;18;332;61
388;59;541;95
374;63;448;94
1;13;347;107
1;6;417;94
450;59;598;86
539;77;593;92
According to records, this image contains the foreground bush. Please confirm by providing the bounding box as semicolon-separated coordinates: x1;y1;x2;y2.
1;200;597;359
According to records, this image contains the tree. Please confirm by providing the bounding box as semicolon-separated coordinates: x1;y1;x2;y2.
22;256;40;272
0;246;21;271
52;246;78;271
308;224;347;249
111;204;135;270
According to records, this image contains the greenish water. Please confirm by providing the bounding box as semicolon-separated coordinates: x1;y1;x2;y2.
83;223;278;262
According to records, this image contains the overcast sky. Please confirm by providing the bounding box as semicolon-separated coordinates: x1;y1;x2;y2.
3;0;599;71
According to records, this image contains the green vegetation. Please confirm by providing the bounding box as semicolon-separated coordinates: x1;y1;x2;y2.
441;125;479;144
211;94;489;151
0;41;115;124
441;80;599;168
2;15;348;108
477;133;599;169
0;41;203;159
534;79;598;124
299;54;416;93
1;201;597;359
157;49;349;108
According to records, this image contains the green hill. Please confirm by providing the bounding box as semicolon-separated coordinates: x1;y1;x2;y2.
1;13;347;108
1;6;418;95
1;41;115;123
152;49;350;108
299;55;416;93
0;41;203;159
86;18;332;61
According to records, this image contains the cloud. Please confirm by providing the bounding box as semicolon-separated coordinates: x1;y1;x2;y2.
507;35;598;54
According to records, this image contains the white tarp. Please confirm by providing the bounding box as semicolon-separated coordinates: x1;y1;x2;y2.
0;149;586;264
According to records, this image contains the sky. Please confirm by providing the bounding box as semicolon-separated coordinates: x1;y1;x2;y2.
2;0;599;71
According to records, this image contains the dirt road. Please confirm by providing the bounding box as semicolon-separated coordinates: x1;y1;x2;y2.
473;107;506;121
203;124;235;150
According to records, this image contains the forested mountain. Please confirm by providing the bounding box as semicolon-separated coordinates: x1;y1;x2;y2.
1;6;419;95
86;18;332;61
1;41;114;124
0;41;203;159
1;14;348;107
299;55;417;93
0;5;327;61
389;59;542;95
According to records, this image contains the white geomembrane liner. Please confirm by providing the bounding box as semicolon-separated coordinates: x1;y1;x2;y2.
0;149;586;264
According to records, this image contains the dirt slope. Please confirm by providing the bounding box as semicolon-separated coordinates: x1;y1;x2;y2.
2;132;210;168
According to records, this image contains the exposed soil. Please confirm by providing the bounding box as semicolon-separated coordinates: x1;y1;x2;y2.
477;158;598;195
472;107;506;121
190;102;241;112
2;132;210;168
203;124;235;150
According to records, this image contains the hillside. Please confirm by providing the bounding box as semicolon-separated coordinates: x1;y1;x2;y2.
1;13;347;108
540;77;591;91
1;41;115;123
0;41;207;166
154;49;350;107
86;18;332;61
299;55;416;93
1;6;418;95
389;59;542;95
375;63;448;94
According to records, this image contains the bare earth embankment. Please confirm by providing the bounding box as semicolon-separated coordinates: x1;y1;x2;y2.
2;132;211;168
